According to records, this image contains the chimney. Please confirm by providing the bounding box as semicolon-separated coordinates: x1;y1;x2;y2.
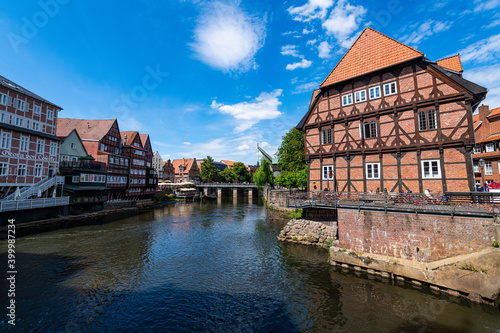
478;105;490;121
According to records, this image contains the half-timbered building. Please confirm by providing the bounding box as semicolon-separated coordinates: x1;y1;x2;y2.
297;28;487;194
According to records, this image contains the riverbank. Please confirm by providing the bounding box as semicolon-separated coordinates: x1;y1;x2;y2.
0;199;175;239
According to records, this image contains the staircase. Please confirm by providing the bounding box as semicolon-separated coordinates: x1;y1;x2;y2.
4;176;65;201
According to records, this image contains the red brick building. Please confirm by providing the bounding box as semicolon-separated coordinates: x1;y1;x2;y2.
162;159;175;182
121;131;147;196
139;134;158;193
0;75;62;197
472;105;500;187
58;119;129;199
297;28;487;194
172;158;200;183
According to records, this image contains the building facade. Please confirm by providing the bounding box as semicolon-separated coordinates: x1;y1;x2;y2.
172;158;200;183
298;28;486;194
121;131;148;197
153;151;165;179
162;159;175;182
472;105;500;187
139;134;157;194
0;75;62;198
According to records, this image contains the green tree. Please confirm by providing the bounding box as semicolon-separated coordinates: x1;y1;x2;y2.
200;156;220;182
275;127;306;172
253;159;274;188
232;162;251;182
275;167;307;192
219;167;236;183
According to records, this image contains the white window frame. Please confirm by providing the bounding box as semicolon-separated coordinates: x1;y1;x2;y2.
321;128;332;145
50;142;57;156
15;117;23;127
72;176;80;183
33;105;41;114
17;99;26;111
473;163;479;173
1;132;12;149
0;93;7;106
322;165;334;180
0;162;8;176
37;139;45;154
421;160;441;179
486;143;495;153
32;122;39;131
342;93;353;106
354;90;367;103
17;164;27;177
369;86;381;100
34;164;42;177
47;110;54;120
473;146;481;154
20;135;29;151
70;142;77;149
485;161;493;175
383;82;397;96
366;163;380;179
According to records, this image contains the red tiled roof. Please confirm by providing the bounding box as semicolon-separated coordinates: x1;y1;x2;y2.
436;55;463;73
121;131;139;146
57;118;117;141
221;160;236;168
310;89;320;109
478;133;500;143
473;114;479;123
320;27;423;88
172;158;196;174
486;107;500;118
139;134;150;146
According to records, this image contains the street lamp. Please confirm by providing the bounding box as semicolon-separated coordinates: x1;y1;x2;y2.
479;158;485;191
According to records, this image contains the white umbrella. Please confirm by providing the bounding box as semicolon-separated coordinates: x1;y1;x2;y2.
37;189;42;197
52;187;57;198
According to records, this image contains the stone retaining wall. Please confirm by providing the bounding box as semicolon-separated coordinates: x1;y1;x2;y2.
277;219;338;247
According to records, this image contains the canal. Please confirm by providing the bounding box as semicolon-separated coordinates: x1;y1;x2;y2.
1;199;500;332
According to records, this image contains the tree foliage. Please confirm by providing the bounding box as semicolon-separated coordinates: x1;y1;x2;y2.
200;156;219;182
275;127;306;172
232;162;251;182
253;159;274;188
275;167;307;191
219;167;236;183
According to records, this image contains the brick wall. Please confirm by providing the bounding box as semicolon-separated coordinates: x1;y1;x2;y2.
337;209;496;262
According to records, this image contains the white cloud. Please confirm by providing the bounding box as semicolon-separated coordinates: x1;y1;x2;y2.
302;28;315;34
288;0;334;22
293;81;319;94
211;89;283;132
281;45;300;57
260;142;270;148
190;2;266;73
322;0;366;48
161;154;171;160
484;20;500;29
306;39;317;45
318;41;331;59
400;20;452;46
183;142;191;145
464;64;500;110
152;141;171;148
237;144;250;150
286;58;312;70
458;34;500;64
474;0;500;12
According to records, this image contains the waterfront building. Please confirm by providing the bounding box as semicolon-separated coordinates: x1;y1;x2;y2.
297;27;487;193
472;105;500;187
57;119;129;200
153;151;165;179
139;133;158;194
57;128;108;205
172;158;200;183
0;75;63;199
162;159;175;182
121;131;148;197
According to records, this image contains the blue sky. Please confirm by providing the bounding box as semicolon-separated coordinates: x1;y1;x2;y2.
1;0;499;165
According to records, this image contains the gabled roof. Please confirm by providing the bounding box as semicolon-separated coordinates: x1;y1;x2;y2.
139;134;150;147
320;27;424;88
436;55;463;73
58;128;91;157
172;158;196;174
309;89;321;109
121;131;140;146
221;160;236;168
486;107;500;119
57;118;117;141
0;74;62;109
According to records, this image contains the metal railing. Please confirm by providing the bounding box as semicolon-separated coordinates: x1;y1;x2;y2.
3;176;65;201
286;191;500;217
196;182;257;188
0;196;69;212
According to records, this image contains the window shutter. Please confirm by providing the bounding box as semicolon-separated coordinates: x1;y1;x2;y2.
359;123;362;138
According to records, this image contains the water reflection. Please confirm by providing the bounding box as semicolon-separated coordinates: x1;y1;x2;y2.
0;199;499;332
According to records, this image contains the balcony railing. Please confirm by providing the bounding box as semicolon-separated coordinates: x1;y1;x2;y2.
286;191;500;218
0;196;69;212
60;161;106;171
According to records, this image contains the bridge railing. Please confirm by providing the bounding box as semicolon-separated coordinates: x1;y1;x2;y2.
286;191;500;217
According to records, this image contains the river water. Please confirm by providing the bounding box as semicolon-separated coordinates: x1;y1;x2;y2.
1;199;499;332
